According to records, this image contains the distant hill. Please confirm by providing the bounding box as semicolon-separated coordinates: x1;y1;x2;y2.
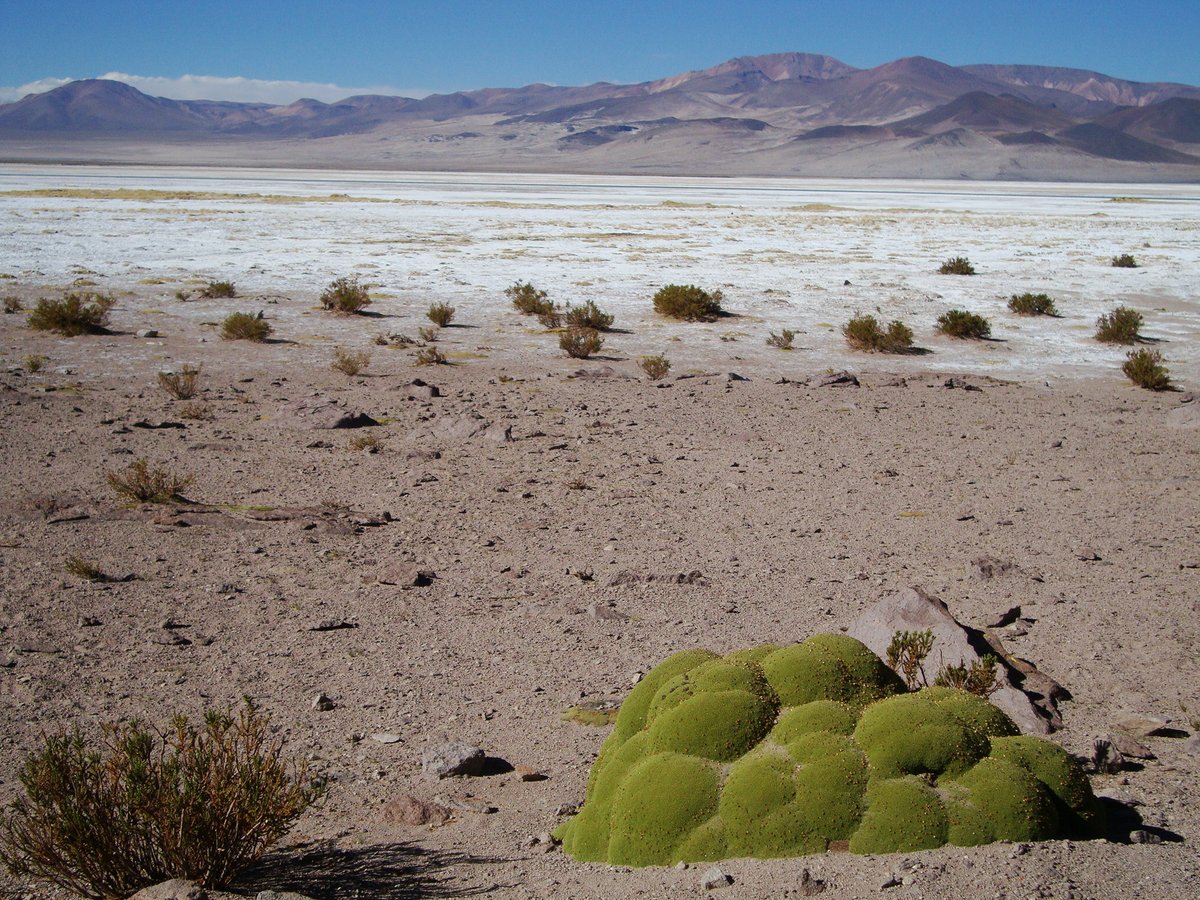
2;53;1198;181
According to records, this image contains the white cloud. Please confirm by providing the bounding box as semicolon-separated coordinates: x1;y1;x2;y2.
0;73;433;105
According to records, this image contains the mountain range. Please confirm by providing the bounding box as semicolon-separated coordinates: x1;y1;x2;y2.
2;53;1199;181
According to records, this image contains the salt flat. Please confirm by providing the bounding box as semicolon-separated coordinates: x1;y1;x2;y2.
2;165;1198;383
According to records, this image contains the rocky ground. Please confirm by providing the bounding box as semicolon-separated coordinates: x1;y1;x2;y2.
0;283;1198;899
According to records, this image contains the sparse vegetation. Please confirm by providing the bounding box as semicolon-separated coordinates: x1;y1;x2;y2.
1008;293;1058;316
934;655;1001;697
842;314;914;353
564;300;614;331
536;306;563;329
652;284;725;322
106;458;193;504
766;328;796;350
157;365;202;400
418;325;438;343
506;281;553;316
1095;306;1143;344
639;354;671;380
560;326;604;359
1111;254;1138;268
64;558;108;583
886;629;934;690
330;347;370;376
27;292;114;336
23;355;48;374
414;346;448;366
179;402;212;421
199;280;237;299
0;702;323;897
938;256;976;275
348;434;383;453
220;312;272;342
3;296;22;314
427;301;456;327
936;309;992;339
319;276;371;314
1122;348;1172;391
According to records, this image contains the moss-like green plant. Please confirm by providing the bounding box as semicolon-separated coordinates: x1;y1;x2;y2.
652;285;725;322
557;637;1102;866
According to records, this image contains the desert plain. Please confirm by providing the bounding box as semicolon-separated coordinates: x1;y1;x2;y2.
0;165;1198;899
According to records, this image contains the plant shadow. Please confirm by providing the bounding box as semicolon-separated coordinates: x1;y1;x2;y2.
240;839;505;899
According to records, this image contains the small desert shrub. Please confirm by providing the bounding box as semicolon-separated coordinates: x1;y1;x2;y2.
563;300;614;331
414;346;447;366
23;354;48;374
0;702;323;897
1008;292;1057;316
842;314;914;353
1111;253;1138;268
330;347;370;376
417;325;438;343
27;292;114;336
506;281;551;316
938;256;976;275
106;458;193;504
179;401;212;421
536;306;563;329
427;302;455;327
64;558;108;583
3;296;21;314
1122;348;1172;391
766;328;795;350
220;312;272;342
640;354;671;380
319;276;371;314
1095;306;1143;344
157;364;202;400
348;434;383;453
934;655;1001;696
652;284;725;322
199;280;237;299
560;326;603;359
936;309;992;339
886;629;934;690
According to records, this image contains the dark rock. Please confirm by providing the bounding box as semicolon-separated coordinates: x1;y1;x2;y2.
798;869;827;896
395;378;441;400
1130;829;1163;844
815;370;859;387
422;742;487;778
288;397;379;429
944;377;983;391
377;563;436;587
984;605;1022;628
312;692;335;712
1108;732;1155;760
1092;737;1127;773
307;619;357;631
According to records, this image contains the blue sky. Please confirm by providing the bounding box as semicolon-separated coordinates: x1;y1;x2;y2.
2;0;1197;104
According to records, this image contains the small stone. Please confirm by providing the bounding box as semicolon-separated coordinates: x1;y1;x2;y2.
700;865;732;890
516;765;547;782
136;329;159;338
880;875;901;890
555;803;579;817
256;891;318;900
377;563;436;587
371;733;402;744
586;602;629;621
422;742;486;778
1185;735;1200;755
438;794;497;814
78;615;102;627
381;794;451;826
675;861;689;871
129;880;207;900
815;370;859;387
1112;714;1179;738
1130;829;1162;845
1108;732;1155;760
1074;548;1102;561
798;868;827;896
312;692;335;712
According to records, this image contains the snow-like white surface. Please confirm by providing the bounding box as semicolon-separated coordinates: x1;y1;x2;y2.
2;165;1197;381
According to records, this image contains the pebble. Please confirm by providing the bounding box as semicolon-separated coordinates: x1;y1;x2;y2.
700;865;732;890
312;692;335;711
371;733;402;744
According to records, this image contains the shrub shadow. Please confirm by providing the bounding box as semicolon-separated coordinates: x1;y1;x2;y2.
240;839;504;898
1097;797;1184;844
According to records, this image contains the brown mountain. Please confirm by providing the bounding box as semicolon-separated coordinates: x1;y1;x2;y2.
2;54;1199;180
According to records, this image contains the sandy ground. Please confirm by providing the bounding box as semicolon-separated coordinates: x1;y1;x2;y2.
0;171;1198;899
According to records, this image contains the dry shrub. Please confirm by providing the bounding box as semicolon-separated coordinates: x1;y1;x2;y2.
199;280;236;299
330;347;370;376
414;346;448;366
652;284;725;321
1008;293;1057;316
766;328;795;350
106;458;193;504
157;365;202;400
348;434;383;453
886;629;934;690
27;293;114;336
1111;253;1138;268
179;401;212;421
64;558;108;582
1095;306;1143;344
220;312;271;342
563;300;614;331
506;281;551;315
23;354;48;374
842;314;914;353
427;301;456;327
0;702;323;897
938;256;976;275
639;354;671;380
3;296;22;314
934;655;1001;696
319;277;371;314
536;306;563;329
418;325;438;343
560;326;603;359
1122;348;1172;391
935;309;992;339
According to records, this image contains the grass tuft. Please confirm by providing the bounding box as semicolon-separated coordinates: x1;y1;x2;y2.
639;354;671;380
106;459;193;504
157;365;202;400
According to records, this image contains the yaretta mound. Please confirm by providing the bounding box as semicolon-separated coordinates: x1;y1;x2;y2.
556;635;1104;865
